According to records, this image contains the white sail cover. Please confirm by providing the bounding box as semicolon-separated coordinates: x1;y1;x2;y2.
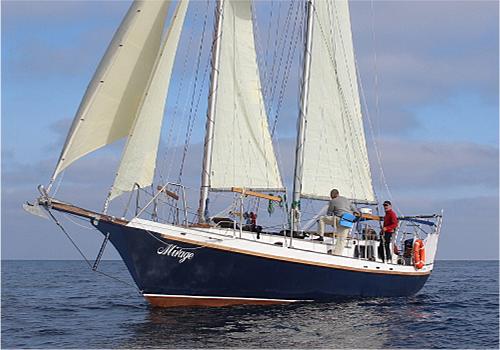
108;1;188;201
210;0;283;191
301;0;375;201
51;1;169;181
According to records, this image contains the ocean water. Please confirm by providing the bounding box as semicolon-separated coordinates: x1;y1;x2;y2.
2;260;498;349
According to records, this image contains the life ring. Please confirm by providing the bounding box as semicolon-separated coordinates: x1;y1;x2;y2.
413;239;425;269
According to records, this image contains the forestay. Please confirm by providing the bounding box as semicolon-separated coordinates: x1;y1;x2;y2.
301;0;375;202
108;1;188;201
50;1;169;187
209;0;283;191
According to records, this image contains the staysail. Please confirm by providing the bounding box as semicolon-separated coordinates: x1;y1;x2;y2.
300;0;375;202
209;0;283;191
108;1;188;202
49;1;170;189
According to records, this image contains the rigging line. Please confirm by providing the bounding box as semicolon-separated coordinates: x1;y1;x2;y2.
313;4;356;195
177;55;211;182
251;0;268;89
159;2;201;183
268;2;305;191
270;0;303;137
316;2;371;199
250;1;276;189
44;207;93;269
329;1;372;198
330;2;358;197
93;267;143;295
355;57;402;215
47;208;143;292
262;0;287;103
262;0;275;96
51;170;66;197
323;1;356;197
370;0;382;142
177;0;211;182
60;211;96;230
265;0;295;111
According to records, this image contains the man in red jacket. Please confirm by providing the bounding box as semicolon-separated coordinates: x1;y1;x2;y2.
381;200;398;263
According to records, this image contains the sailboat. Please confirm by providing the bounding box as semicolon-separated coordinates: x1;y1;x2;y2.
25;0;443;307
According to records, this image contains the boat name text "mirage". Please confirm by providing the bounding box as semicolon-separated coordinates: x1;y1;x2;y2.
157;244;194;263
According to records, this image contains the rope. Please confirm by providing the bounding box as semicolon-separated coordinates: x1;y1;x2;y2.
44;207;142;294
178;0;211;183
355;59;402;215
370;0;382;141
158;1;204;183
60;211;96;230
51;170;65;197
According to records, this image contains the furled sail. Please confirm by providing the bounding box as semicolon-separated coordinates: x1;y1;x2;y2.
50;1;170;186
300;0;375;202
209;0;283;191
108;1;188;201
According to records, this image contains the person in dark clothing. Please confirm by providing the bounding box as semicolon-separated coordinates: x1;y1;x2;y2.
381;200;398;262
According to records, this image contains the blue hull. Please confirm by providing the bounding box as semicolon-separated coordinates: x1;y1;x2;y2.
95;220;429;304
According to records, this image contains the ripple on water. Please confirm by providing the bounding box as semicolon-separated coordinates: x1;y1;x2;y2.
1;260;498;349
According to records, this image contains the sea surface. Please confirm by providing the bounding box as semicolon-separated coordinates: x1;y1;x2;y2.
2;260;498;349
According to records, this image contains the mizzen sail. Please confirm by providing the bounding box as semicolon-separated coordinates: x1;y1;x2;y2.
108;1;188;202
209;0;283;191
50;1;169;188
300;0;375;202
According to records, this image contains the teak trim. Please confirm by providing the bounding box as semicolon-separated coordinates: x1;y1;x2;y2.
357;213;381;221
231;187;282;202
47;199;129;225
156;186;179;200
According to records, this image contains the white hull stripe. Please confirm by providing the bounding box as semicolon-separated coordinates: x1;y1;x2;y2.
143;293;310;303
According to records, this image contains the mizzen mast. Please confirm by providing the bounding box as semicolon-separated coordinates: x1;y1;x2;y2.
198;0;224;223
292;0;315;231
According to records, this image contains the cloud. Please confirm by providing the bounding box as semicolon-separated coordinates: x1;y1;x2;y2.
369;139;499;193
2;0;498;260
350;0;498;135
2;1;130;27
397;195;499;260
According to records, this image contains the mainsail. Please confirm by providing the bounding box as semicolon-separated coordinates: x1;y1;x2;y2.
299;0;375;202
49;1;170;188
108;1;189;202
208;0;283;191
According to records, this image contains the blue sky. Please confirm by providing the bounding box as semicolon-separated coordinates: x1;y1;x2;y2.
2;0;498;260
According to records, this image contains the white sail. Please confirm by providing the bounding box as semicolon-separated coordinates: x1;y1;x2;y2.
50;1;170;184
301;0;375;202
210;0;283;191
108;1;188;201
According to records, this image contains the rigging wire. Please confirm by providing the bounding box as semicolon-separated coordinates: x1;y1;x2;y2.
158;1;206;183
44;208;142;293
353;0;403;215
370;0;382;143
355;58;402;215
177;0;212;183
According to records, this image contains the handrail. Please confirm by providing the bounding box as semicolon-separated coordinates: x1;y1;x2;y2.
134;182;189;225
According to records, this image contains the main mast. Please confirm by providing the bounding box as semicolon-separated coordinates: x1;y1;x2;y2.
291;0;315;231
198;0;224;223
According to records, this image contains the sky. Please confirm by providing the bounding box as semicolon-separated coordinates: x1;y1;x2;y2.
1;0;498;260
